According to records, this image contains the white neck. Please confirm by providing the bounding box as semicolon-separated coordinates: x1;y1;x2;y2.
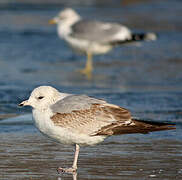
58;92;71;100
57;16;81;38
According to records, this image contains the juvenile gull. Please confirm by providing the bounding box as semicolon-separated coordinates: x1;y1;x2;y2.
19;86;175;174
49;8;157;78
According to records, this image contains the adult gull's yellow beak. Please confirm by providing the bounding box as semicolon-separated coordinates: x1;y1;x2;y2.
48;19;56;25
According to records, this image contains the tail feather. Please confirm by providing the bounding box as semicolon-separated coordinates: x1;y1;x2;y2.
130;119;176;134
131;32;157;41
93;119;176;136
110;32;157;45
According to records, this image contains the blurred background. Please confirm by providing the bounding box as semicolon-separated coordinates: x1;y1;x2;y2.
0;0;182;179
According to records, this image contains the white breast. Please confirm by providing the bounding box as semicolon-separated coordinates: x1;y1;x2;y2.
57;22;112;55
65;36;113;55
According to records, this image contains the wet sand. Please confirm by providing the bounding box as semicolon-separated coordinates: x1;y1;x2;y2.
0;123;181;180
0;115;181;180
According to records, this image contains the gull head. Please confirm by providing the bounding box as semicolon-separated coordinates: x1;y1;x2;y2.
49;8;81;25
19;86;61;110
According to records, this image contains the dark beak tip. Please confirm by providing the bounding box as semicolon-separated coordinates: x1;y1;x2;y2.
18;103;23;107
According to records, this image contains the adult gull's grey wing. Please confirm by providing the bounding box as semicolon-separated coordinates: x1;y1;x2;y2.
70;20;132;43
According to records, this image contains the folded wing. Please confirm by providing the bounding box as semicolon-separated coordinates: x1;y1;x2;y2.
70;20;132;43
50;95;175;136
50;95;131;135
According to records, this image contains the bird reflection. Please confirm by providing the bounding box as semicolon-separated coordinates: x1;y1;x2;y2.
58;172;77;180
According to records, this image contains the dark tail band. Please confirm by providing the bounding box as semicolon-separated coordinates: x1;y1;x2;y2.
131;32;157;41
110;32;157;45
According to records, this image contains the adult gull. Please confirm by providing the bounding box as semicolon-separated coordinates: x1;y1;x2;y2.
19;86;174;174
49;8;157;78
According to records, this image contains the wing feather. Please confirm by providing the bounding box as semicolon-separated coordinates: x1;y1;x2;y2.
51;104;131;135
51;95;106;114
51;100;175;136
71;20;131;43
92;119;176;136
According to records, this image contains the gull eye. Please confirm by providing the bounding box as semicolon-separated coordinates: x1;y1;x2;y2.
38;96;44;100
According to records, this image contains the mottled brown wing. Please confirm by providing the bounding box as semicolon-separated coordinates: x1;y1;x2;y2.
51;104;132;135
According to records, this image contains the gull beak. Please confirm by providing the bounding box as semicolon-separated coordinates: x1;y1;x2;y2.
49;19;56;25
18;100;30;107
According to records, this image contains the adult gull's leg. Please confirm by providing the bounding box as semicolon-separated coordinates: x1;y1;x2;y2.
79;51;93;79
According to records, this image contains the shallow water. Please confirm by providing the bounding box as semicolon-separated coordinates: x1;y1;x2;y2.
0;0;182;179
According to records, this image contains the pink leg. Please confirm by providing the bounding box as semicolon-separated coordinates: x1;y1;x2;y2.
57;144;80;174
72;144;80;169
